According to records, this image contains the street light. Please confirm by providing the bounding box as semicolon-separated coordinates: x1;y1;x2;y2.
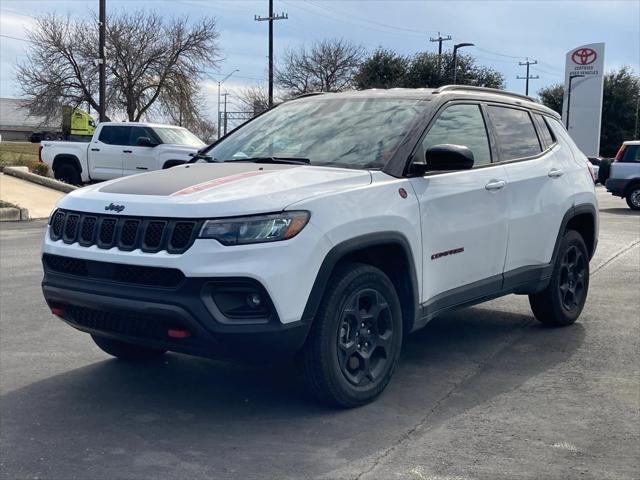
217;69;239;138
565;73;584;131
452;42;474;85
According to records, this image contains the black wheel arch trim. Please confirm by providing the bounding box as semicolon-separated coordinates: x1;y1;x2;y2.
300;232;420;331
162;159;187;169
552;203;598;262
53;154;83;175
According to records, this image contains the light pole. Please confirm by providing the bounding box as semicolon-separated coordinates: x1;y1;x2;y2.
452;42;474;85
566;74;584;131
217;69;239;138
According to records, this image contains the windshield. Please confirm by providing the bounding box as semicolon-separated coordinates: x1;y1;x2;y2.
208;97;426;169
154;127;205;147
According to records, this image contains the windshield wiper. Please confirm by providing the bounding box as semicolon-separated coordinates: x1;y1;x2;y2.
223;157;310;165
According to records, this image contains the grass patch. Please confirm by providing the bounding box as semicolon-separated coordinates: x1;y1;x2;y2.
0;200;18;209
0;142;39;169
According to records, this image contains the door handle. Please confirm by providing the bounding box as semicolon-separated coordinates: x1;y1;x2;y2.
136;167;148;170
548;168;564;178
485;179;506;191
91;148;100;151
123;150;132;153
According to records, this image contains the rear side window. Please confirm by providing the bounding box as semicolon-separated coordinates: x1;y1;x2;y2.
98;126;132;145
621;145;640;163
488;106;541;161
534;114;555;148
423;104;492;166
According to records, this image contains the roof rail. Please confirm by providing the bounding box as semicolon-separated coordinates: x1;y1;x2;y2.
292;91;325;100
434;85;537;103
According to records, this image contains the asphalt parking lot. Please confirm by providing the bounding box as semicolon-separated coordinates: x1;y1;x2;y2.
1;187;638;480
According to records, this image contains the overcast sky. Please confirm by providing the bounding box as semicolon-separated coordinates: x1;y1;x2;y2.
1;0;638;121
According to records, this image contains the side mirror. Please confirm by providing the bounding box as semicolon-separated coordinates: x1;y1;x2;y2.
418;144;474;173
136;136;156;147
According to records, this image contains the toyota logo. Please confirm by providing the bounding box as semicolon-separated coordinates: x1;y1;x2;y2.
572;48;597;65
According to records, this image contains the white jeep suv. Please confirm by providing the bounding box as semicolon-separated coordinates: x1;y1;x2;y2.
42;86;598;407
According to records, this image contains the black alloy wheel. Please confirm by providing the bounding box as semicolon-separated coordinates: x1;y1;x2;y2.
337;288;395;387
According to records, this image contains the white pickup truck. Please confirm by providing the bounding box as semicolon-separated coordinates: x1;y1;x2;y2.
40;122;206;185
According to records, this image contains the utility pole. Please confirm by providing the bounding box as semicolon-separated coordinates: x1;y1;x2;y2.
429;32;452;74
217;70;239;138
517;58;539;96
222;93;229;136
254;0;288;107
98;0;106;122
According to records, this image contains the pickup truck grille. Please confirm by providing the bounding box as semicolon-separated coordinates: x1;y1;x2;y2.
49;209;200;254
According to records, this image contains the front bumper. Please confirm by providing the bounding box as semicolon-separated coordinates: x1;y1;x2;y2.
42;259;311;361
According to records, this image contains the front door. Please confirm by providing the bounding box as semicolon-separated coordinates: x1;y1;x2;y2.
409;103;509;313
123;126;158;176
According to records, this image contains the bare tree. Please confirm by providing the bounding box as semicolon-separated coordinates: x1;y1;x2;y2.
17;12;221;122
275;39;364;96
236;86;272;116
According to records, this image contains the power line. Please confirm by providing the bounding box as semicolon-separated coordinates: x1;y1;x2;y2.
517;58;539;96
254;0;287;107
0;34;30;42
305;0;433;35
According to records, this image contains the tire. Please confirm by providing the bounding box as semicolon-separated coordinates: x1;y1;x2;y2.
625;184;640;210
302;263;403;407
529;230;589;327
54;163;81;186
597;159;612;185
92;335;166;361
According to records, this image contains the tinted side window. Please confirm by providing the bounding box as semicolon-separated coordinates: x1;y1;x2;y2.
130;126;158;146
488;106;541;160
423;104;492;166
534;114;555;148
98;126;132;145
621;145;640;163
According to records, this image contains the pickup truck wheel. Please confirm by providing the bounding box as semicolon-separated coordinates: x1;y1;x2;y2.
529;230;589;327
302;263;403;407
625;185;640;210
91;335;166;361
54;164;81;186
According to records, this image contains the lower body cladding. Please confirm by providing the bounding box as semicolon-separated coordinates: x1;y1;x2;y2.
41;254;311;361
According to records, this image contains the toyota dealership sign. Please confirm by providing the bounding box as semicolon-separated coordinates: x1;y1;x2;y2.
561;42;605;156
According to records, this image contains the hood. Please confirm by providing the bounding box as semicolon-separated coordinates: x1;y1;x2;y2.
58;162;372;217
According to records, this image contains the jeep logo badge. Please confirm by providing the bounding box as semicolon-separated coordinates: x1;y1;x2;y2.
105;203;125;213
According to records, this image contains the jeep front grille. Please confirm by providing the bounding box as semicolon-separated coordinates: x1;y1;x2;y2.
49;209;200;254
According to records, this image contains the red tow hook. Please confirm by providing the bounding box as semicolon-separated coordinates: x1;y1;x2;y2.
51;307;66;317
167;328;191;339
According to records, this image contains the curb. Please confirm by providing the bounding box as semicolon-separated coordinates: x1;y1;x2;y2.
0;207;30;222
3;166;77;193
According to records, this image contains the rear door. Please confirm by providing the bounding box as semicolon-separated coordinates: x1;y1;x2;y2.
123;126;159;176
409;102;509;309
488;106;573;279
89;125;130;179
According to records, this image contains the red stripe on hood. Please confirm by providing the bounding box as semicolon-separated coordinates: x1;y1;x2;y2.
170;170;270;196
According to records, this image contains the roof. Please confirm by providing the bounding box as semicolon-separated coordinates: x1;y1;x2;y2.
0;98;57;130
290;86;560;119
98;122;188;128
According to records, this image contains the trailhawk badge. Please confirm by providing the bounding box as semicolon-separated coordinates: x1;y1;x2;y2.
104;203;125;213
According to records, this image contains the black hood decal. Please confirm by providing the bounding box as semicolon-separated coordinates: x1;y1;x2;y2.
98;163;298;196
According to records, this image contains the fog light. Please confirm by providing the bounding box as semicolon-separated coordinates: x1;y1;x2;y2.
246;292;263;309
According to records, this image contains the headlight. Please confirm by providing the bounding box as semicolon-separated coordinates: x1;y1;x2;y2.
199;211;310;246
